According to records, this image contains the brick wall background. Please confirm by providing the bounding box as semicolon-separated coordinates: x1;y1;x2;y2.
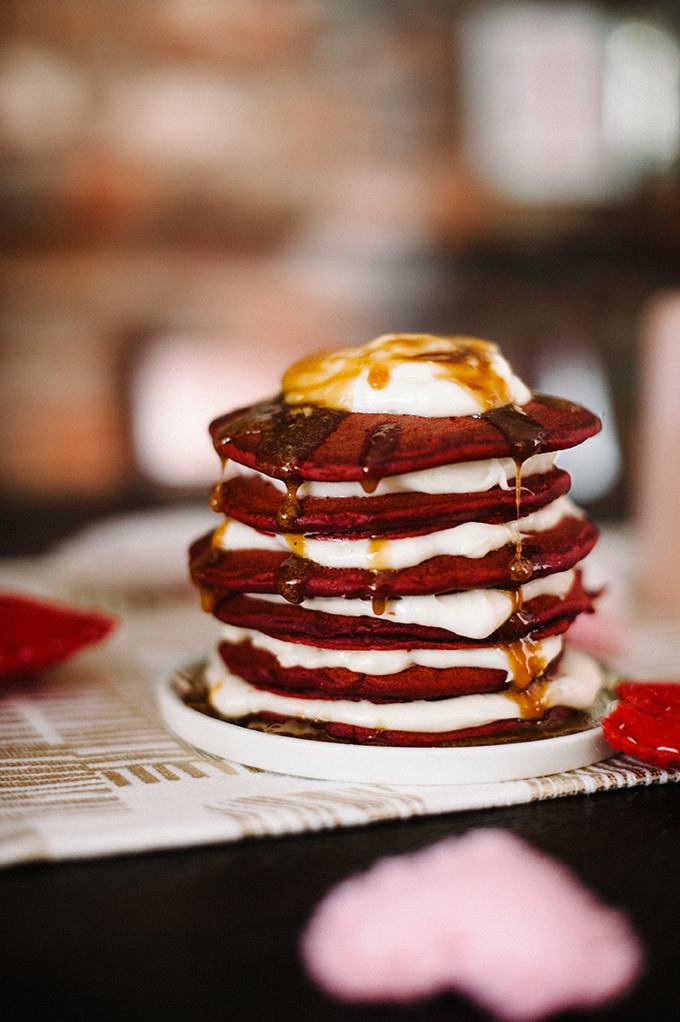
2;1;680;551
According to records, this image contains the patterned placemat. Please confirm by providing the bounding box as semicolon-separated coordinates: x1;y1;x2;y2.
2;512;679;868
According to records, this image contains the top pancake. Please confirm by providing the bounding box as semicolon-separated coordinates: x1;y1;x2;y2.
210;394;601;483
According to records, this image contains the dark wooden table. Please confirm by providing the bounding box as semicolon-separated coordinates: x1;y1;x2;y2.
2;506;677;1020
2;782;678;1022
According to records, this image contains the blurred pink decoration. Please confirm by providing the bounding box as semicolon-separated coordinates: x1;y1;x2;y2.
566;611;630;659
301;829;643;1020
635;293;680;612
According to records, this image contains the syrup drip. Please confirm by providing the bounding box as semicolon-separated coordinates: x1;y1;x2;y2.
505;637;547;691
211;400;346;481
209;482;223;514
482;403;547;461
211;519;230;549
277;479;301;529
360;475;379;494
360;421;401;493
275;535;315;604
367;536;389;569
209;457;230;515
212;400;346;550
274;554;310;605
510;680;549;721
366;536;392;615
509;459;533;585
483;404;546;591
509;586;525;615
285;533;306;558
367;362;390;389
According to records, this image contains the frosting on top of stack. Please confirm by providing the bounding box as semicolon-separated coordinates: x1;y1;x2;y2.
281;334;532;416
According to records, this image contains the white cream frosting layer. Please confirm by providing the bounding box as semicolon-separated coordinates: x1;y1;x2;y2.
254;570;575;640
226;452;557;498
282;334;532;417
207;646;602;733
217;624;564;680
215;496;580;571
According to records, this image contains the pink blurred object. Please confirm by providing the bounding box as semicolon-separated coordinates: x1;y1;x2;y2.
636;293;680;612
566;612;630;658
301;829;643;1021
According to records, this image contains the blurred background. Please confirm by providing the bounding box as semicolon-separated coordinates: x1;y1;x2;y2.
2;0;680;558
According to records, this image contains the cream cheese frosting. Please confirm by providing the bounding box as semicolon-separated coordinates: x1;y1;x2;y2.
253;570;575;640
213;496;581;570
282;334;532;416
224;451;557;498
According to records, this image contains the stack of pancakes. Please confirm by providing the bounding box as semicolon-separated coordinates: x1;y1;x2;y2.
189;334;603;747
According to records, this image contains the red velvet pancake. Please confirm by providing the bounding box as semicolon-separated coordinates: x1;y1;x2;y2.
190;516;599;601
212;466;572;535
232;707;583;747
205;570;596;649
210;395;601;483
217;639;562;702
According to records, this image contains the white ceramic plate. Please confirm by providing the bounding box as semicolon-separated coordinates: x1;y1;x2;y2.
158;675;613;786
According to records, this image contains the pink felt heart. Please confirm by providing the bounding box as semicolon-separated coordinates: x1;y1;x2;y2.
301;829;643;1020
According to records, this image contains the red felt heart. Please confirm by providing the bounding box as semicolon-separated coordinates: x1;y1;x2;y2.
602;681;680;768
0;591;117;681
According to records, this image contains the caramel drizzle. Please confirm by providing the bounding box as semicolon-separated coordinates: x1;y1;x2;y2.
272;534;310;604
282;335;512;411
501;633;554;720
510;681;550;720
211;399;347;482
211;518;229;549
409;341;515;409
284;533;305;558
209;481;223;514
483;403;548;598
508;460;533;594
504;636;547;692
209;385;553;615
367;537;392;615
273;554;310;605
277;479;302;530
367;362;390;389
359;421;401;495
